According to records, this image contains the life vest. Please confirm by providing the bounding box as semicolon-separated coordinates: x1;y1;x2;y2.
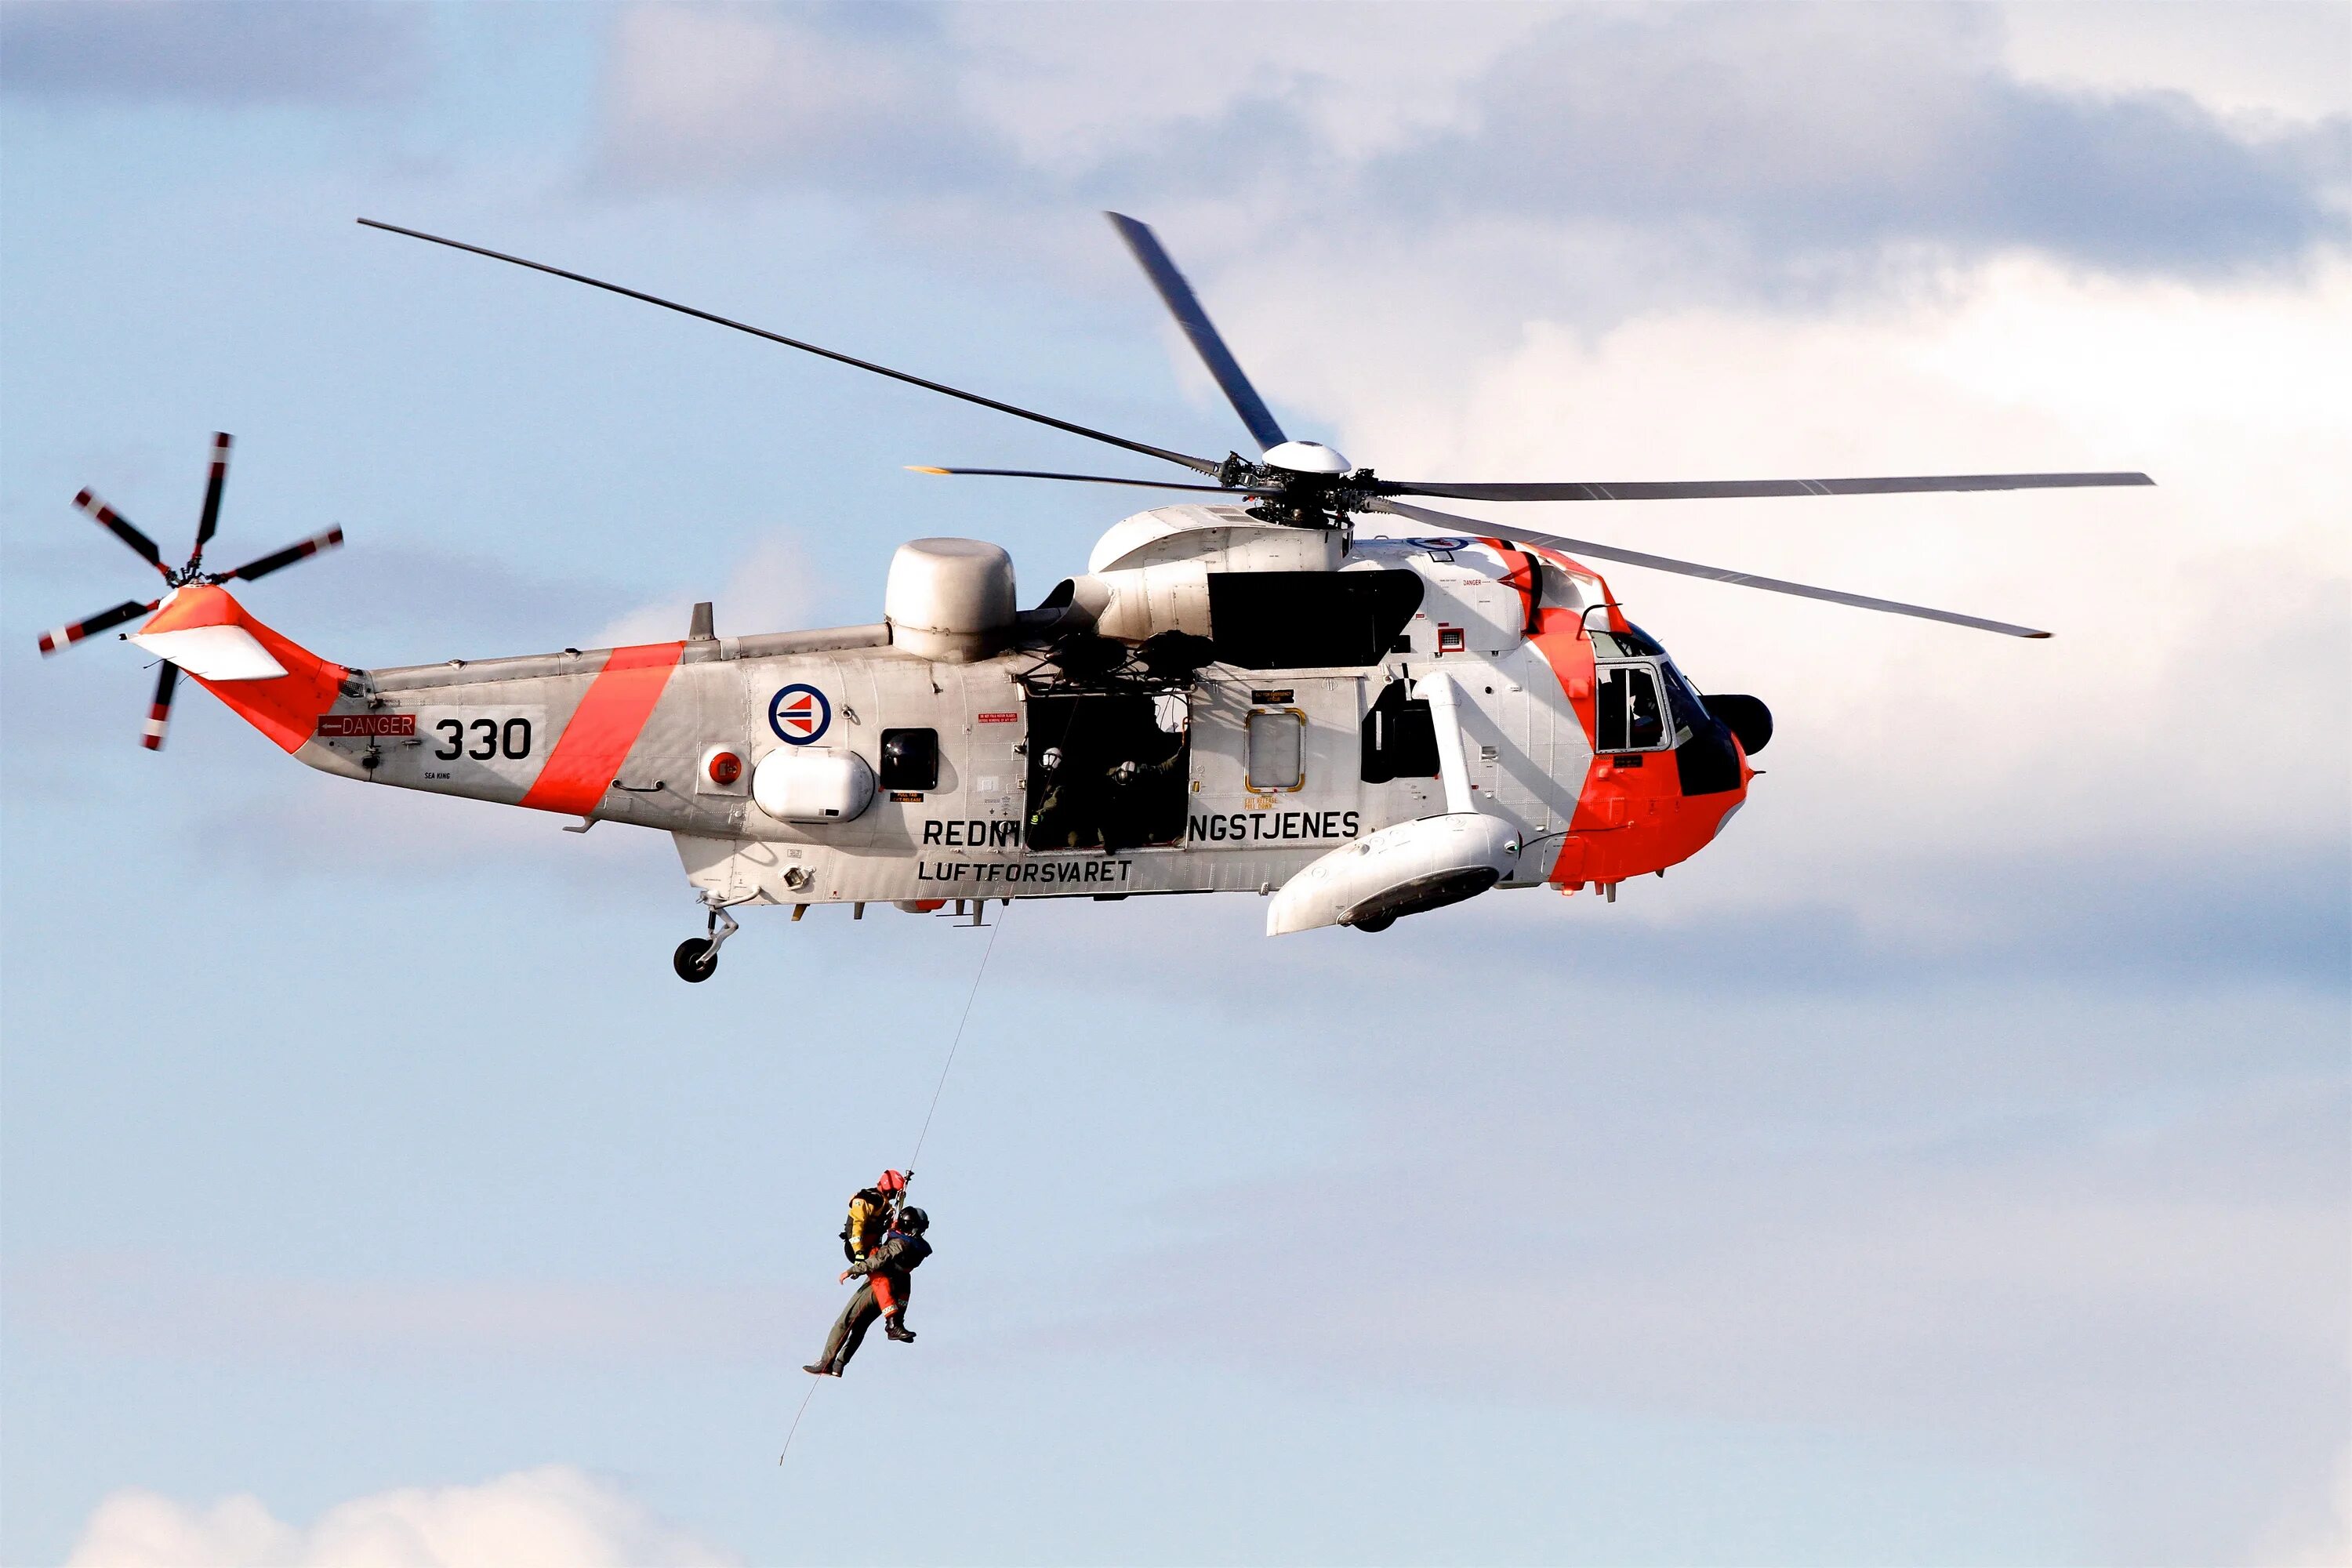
840;1189;896;1261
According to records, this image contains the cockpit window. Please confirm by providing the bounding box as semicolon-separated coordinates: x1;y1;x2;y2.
1596;662;1668;752
1590;624;1664;659
1627;667;1664;748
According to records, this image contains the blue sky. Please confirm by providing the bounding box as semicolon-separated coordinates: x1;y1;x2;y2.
3;4;2347;1564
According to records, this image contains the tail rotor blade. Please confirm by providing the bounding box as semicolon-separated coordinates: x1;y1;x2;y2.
73;489;170;577
38;597;158;655
1105;212;1288;455
1368;498;2052;639
194;431;232;561
217;525;343;584
142;660;180;751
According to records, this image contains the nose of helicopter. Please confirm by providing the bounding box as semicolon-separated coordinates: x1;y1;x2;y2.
1707;693;1773;757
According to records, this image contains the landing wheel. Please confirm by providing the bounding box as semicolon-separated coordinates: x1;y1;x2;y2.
673;937;718;982
1352;913;1395;933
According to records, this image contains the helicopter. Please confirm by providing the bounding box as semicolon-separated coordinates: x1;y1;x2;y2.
37;213;2151;980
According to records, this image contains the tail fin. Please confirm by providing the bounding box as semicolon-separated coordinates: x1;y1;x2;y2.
129;584;346;753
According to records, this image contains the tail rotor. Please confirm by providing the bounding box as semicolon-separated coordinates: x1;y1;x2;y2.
37;431;345;750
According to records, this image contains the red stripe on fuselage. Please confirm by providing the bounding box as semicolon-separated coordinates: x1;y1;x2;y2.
518;643;684;816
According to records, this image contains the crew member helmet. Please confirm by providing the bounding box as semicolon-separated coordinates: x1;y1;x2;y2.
895;1207;930;1235
877;1170;907;1193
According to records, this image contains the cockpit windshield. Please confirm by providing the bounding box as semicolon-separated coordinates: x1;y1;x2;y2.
1589;623;1664;659
1659;660;1709;739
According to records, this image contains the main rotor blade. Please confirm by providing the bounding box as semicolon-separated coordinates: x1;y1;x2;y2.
1105;213;1288;455
1367;498;2052;639
142;659;180;751
72;489;169;576
38;597;157;655
1376;471;2154;503
358;219;1222;478
908;466;1281;497
217;524;343;584
194;431;232;561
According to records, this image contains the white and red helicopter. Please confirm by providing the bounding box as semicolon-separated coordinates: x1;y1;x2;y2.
39;215;2150;980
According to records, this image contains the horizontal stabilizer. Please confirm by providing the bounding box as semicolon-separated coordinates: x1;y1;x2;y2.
129;623;287;681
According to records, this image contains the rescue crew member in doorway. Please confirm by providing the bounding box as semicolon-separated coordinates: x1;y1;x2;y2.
806;1207;931;1376
1027;746;1088;849
840;1170;907;1264
1099;749;1182;853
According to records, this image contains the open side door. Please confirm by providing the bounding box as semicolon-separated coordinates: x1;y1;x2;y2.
1266;671;1519;934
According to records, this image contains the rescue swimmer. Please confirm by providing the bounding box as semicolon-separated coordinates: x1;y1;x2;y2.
808;1207;932;1377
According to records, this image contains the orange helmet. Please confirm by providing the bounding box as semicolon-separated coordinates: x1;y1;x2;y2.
877;1170;908;1193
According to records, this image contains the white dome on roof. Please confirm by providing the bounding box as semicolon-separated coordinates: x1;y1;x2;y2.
1262;440;1352;475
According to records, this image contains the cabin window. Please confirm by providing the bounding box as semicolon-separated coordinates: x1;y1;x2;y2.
1246;709;1305;791
1207;570;1425;669
879;728;939;792
1596;663;1669;753
1360;677;1440;782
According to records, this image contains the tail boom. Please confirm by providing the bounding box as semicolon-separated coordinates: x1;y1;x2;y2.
129;585;347;752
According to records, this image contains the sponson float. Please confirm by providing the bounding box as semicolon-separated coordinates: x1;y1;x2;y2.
38;214;2151;979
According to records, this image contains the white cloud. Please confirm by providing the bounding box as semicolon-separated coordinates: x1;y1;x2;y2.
2254;1443;2352;1567
0;1;426;104
1999;0;2352;122
67;1467;739;1568
593;3;2345;281
1289;251;2352;922
597;534;830;650
941;2;1551;172
600;5;1006;190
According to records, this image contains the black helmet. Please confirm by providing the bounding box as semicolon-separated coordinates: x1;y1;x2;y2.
895;1207;930;1235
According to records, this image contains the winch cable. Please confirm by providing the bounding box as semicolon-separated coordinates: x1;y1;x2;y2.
911;899;1010;1171
776;1374;821;1466
779;901;1013;1467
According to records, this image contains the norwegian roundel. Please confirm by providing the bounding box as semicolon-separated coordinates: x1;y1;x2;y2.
767;684;832;746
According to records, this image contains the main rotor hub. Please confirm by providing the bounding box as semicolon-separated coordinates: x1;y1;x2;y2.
1261;440;1352;476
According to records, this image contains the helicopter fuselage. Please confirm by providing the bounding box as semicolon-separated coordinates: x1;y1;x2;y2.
179;506;1756;929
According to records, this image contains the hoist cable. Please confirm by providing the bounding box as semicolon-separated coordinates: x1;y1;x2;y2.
776;1372;822;1465
910;902;1009;1170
